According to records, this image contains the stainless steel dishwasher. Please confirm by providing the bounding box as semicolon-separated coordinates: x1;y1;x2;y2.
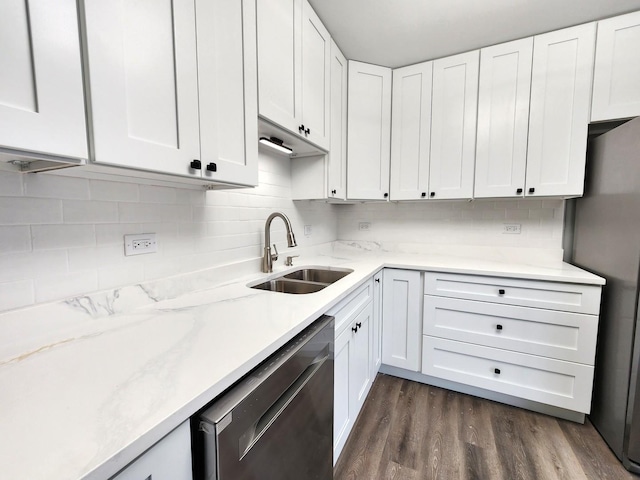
199;315;334;480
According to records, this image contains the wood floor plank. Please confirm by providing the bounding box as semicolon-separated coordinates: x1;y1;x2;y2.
335;374;640;480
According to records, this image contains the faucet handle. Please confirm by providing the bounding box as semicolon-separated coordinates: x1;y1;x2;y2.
271;244;278;261
285;255;300;267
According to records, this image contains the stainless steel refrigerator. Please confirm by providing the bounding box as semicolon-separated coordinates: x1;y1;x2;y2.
571;115;640;472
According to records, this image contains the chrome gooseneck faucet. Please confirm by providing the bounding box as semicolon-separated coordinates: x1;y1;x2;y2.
262;212;297;273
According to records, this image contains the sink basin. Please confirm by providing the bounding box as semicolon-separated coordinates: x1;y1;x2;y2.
283;268;353;284
250;279;327;294
249;266;354;294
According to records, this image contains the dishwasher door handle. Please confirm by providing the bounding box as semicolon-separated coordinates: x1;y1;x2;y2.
238;346;330;459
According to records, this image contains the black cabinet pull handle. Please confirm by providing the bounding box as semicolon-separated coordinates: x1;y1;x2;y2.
304;127;310;136
331;189;337;195
528;187;535;194
516;188;523;194
352;325;358;333
421;192;426;197
430;192;435;197
206;162;217;172
298;124;305;134
494;368;501;375
383;193;389;198
375;278;380;283
190;159;201;170
498;289;505;295
496;324;503;330
356;322;362;329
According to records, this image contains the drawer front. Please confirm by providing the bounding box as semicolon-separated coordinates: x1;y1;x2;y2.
328;278;373;336
422;337;594;413
423;296;598;364
424;272;601;314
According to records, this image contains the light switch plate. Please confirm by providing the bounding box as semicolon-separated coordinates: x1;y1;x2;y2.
124;233;157;256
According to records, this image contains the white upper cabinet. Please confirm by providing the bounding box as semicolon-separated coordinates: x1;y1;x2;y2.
474;38;533;199
195;0;258;186
328;40;348;200
430;51;479;200
83;0;201;177
347;61;392;200
257;0;330;150
82;0;258;186
592;11;640;122
390;62;433;201
0;0;87;160
526;23;596;198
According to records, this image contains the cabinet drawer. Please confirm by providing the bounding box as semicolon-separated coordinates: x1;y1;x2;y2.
328;278;373;336
423;296;598;364
112;421;192;480
424;272;601;314
422;337;594;413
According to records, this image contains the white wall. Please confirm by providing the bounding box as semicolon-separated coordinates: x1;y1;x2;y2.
336;198;564;249
0;150;338;312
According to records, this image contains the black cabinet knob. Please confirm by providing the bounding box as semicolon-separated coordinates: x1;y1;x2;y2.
516;188;523;194
356;322;362;329
331;189;337;195
190;160;202;170
498;289;505;295
206;162;217;172
528;187;535;194
304;127;310;136
383;193;389;198
494;368;501;375
375;278;380;283
430;192;435;197
496;324;503;330
352;325;358;333
298;124;305;134
421;192;426;197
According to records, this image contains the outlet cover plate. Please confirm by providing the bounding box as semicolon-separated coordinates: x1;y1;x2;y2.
124;233;157;256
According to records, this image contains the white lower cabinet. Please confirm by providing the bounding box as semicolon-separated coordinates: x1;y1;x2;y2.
330;277;378;463
111;421;192;480
381;269;422;371
422;272;601;415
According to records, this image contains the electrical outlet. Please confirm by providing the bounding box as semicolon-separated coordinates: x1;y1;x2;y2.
359;222;371;231
124;233;157;256
503;224;522;234
304;225;312;236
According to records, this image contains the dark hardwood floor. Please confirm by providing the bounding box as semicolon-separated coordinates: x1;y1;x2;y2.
334;374;639;480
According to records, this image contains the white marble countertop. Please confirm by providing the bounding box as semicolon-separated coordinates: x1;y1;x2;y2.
0;244;604;480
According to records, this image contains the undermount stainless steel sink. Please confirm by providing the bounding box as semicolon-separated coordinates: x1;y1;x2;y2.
249;267;354;294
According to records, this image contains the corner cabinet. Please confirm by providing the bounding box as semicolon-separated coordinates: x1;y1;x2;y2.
525;23;595;198
257;0;330;151
390;62;433;201
381;269;422;371
591;10;640;122
0;0;87;162
327;40;349;200
81;0;258;186
474;38;533;199
429;51;479;200
347;61;392;201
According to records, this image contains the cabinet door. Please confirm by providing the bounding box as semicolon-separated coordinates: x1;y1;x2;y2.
592;11;640;122
328;40;348;200
196;0;258;186
430;51;479;200
347;61;392;200
382;269;422;371
371;271;383;378
334;322;352;462
112;421;192;480
526;23;595;197
257;0;301;134
350;302;373;416
0;0;87;160
475;38;532;199
390;62;433;201
301;0;330;150
83;0;201;177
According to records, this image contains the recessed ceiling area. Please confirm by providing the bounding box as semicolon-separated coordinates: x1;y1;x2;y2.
308;0;640;68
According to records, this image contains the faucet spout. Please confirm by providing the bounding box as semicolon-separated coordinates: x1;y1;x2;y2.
262;212;297;273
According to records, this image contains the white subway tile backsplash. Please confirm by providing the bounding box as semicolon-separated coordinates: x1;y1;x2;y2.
0;171;23;196
32;225;96;250
0;226;31;253
24;174;90;200
63;200;119;224
90;179;139;202
118;202;163;223
96;223;142;246
0;250;68;282
0;280;34;311
139;185;177;204
98;265;144;290
0;196;62;225
34;271;98;304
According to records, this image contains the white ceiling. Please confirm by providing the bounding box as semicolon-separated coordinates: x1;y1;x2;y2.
308;0;640;68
